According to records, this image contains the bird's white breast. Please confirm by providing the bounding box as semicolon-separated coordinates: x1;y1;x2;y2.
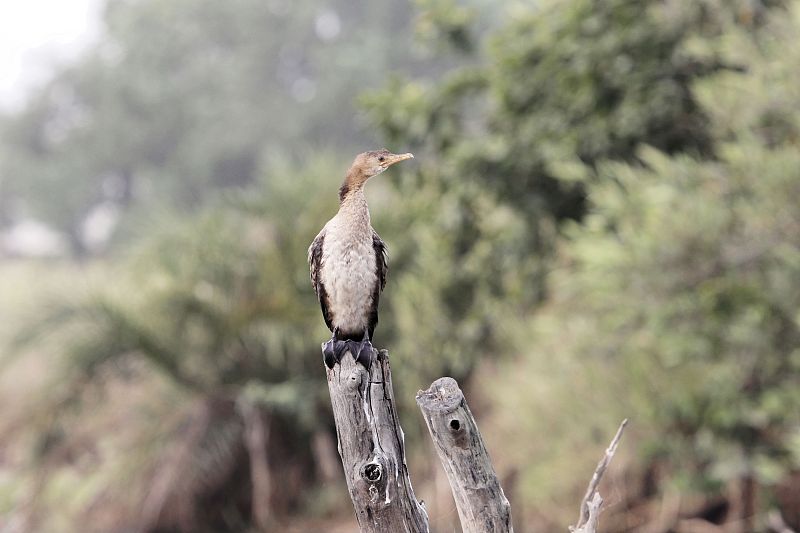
319;214;378;335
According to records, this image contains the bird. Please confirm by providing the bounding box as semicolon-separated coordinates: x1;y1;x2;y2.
308;149;414;368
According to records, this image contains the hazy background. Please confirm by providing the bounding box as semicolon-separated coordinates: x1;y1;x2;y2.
1;0;799;531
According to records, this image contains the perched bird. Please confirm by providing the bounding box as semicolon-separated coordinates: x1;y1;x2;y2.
308;149;414;368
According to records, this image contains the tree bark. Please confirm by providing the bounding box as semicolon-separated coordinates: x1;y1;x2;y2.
325;349;429;533
416;377;513;533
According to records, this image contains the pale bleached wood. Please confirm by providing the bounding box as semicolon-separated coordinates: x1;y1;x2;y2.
416;377;513;533
326;349;429;533
570;419;629;533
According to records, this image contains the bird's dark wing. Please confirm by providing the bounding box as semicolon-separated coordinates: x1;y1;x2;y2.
308;230;334;332
368;230;389;339
373;230;388;292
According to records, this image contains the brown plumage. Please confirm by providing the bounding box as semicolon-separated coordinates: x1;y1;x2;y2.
308;149;413;367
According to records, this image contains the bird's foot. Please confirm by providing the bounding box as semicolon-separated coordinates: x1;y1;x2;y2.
323;338;347;369
323;335;376;369
348;338;376;368
322;339;336;368
323;337;365;369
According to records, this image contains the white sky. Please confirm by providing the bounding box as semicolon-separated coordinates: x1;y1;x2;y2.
0;0;102;110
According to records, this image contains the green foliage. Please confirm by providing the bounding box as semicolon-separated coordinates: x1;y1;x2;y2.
488;134;800;529
22;204;315;394
366;0;800;525
365;0;738;218
413;0;477;53
3;158;346;529
486;5;800;523
579;144;798;475
361;0;760;386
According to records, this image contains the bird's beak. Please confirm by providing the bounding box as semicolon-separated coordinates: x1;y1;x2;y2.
381;152;414;168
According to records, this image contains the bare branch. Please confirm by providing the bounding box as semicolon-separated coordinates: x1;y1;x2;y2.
570;419;629;533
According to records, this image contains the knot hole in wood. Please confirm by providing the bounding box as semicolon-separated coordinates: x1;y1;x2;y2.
363;462;383;482
449;417;469;448
346;366;364;390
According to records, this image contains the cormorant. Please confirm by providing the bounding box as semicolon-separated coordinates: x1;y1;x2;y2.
308;149;413;368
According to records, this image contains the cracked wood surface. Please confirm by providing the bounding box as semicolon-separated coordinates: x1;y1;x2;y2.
416;377;513;533
326;349;429;533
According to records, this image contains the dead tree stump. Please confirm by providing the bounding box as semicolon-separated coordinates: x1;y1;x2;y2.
324;346;625;533
416;377;513;533
325;349;429;533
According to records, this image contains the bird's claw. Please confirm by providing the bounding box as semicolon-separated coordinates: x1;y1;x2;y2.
322;337;375;369
322;338;337;369
322;338;348;369
353;339;376;367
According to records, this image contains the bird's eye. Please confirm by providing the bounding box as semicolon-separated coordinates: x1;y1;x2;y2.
378;156;385;162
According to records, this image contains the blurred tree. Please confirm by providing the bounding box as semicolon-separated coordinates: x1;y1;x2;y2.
496;143;800;529
4;157;351;531
362;0;775;383
486;5;800;529
0;0;431;256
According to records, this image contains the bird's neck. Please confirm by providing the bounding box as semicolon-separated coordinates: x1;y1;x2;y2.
339;166;367;202
337;187;370;228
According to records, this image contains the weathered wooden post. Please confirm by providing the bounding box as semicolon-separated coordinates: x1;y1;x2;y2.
325;349;429;533
416;377;513;533
324;346;625;533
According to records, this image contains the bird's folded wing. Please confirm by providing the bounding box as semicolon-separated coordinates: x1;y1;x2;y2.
372;230;388;292
308;230;334;331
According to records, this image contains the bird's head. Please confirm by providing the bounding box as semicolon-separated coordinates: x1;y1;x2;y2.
354;149;414;178
340;149;413;201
